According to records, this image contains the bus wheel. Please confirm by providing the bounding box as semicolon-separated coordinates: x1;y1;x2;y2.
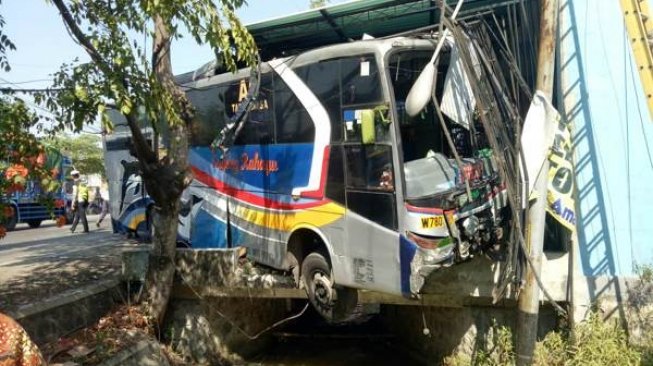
301;252;359;323
27;220;42;229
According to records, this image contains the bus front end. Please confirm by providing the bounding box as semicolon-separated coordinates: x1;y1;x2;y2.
389;44;510;295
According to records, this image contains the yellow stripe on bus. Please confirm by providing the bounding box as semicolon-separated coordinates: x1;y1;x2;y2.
128;213;146;230
231;202;345;232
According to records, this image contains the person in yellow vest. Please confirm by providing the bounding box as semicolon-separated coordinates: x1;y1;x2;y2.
70;170;89;233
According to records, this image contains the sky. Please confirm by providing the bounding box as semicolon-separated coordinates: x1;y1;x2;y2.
0;0;348;91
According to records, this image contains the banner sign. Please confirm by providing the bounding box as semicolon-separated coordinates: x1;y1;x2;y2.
547;115;576;232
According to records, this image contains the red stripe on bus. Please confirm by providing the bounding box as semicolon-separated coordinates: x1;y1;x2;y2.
190;166;329;210
299;146;330;199
405;203;445;215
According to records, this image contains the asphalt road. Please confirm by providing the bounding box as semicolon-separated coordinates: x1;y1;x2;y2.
0;215;146;311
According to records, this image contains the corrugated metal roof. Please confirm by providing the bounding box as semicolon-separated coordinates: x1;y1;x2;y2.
247;0;527;59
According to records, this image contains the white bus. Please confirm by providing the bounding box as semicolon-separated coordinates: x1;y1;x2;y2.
106;35;510;321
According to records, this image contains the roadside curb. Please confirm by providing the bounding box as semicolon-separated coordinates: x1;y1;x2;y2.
8;277;125;345
97;340;170;366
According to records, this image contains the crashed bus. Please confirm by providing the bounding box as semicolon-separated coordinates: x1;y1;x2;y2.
186;35;515;321
105;24;528;322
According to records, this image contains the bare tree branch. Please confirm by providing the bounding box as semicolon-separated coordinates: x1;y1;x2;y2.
50;0;157;166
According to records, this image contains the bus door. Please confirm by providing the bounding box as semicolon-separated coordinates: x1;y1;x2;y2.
293;55;403;294
342;142;402;295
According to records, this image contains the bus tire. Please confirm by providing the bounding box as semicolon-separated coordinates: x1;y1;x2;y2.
4;207;17;231
301;251;359;323
27;220;42;229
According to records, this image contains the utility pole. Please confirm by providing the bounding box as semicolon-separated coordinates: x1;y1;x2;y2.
515;0;559;365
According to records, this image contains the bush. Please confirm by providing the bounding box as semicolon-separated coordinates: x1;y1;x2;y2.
562;313;640;365
443;323;515;366
445;312;642;366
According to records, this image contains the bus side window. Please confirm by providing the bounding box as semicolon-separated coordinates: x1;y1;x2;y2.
344;145;394;192
340;57;382;106
295;60;342;142
234;74;275;145
188;85;229;147
325;145;346;205
344;144;397;230
274;76;314;143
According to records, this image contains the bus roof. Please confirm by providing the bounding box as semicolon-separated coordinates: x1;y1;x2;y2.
247;0;525;59
182;36;438;89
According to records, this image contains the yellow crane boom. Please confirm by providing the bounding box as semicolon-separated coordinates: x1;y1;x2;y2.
621;0;653;121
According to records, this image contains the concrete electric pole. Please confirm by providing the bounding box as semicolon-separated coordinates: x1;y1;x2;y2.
515;0;560;364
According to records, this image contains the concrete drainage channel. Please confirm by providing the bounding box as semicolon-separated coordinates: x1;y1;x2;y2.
8;277;125;346
7;277;170;366
5;248;168;365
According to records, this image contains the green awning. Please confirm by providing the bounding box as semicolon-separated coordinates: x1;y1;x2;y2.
247;0;528;59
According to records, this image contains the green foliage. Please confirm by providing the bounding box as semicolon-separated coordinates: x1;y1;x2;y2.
533;331;567;365
0;96;60;227
636;263;653;284
445;313;642;366
562;313;639;365
443;323;515;366
627;264;653;365
0;0;17;72
0;6;60;231
38;0;258;136
46;134;104;177
474;325;515;366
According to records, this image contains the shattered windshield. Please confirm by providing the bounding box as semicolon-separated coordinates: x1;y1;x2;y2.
389;50;465;198
390;50;446;163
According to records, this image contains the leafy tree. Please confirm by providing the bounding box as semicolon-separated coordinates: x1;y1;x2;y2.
0;97;65;234
40;0;258;325
0;0;16;72
46;134;104;177
0;2;61;236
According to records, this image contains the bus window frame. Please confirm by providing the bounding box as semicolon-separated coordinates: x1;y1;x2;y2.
383;46;438;210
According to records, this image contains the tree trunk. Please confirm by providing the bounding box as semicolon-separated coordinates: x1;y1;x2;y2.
49;0;191;327
143;14;191;326
144;203;178;324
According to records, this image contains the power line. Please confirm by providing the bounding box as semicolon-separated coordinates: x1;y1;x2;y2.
0;87;63;93
0;78;53;85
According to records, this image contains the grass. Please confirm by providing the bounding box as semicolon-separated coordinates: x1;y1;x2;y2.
444;312;643;366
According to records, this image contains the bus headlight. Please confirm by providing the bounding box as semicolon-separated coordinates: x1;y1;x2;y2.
407;231;455;264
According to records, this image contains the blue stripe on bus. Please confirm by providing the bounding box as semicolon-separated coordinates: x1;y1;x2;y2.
184;208;253;250
399;235;417;296
189;144;314;200
190;209;228;248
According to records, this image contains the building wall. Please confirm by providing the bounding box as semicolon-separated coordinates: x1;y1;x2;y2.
559;0;653;278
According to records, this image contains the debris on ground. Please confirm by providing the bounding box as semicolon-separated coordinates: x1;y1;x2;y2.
41;304;171;365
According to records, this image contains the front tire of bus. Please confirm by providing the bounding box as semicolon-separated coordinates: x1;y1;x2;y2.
301;252;359;323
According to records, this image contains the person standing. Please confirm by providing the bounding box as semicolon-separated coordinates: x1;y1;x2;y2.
70;170;89;233
96;182;110;227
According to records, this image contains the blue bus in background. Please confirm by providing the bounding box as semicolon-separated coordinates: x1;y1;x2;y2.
2;149;73;231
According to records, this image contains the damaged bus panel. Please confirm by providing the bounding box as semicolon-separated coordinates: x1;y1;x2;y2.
167;30;517;321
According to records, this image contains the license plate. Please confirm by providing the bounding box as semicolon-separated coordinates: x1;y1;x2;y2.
420;216;444;228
